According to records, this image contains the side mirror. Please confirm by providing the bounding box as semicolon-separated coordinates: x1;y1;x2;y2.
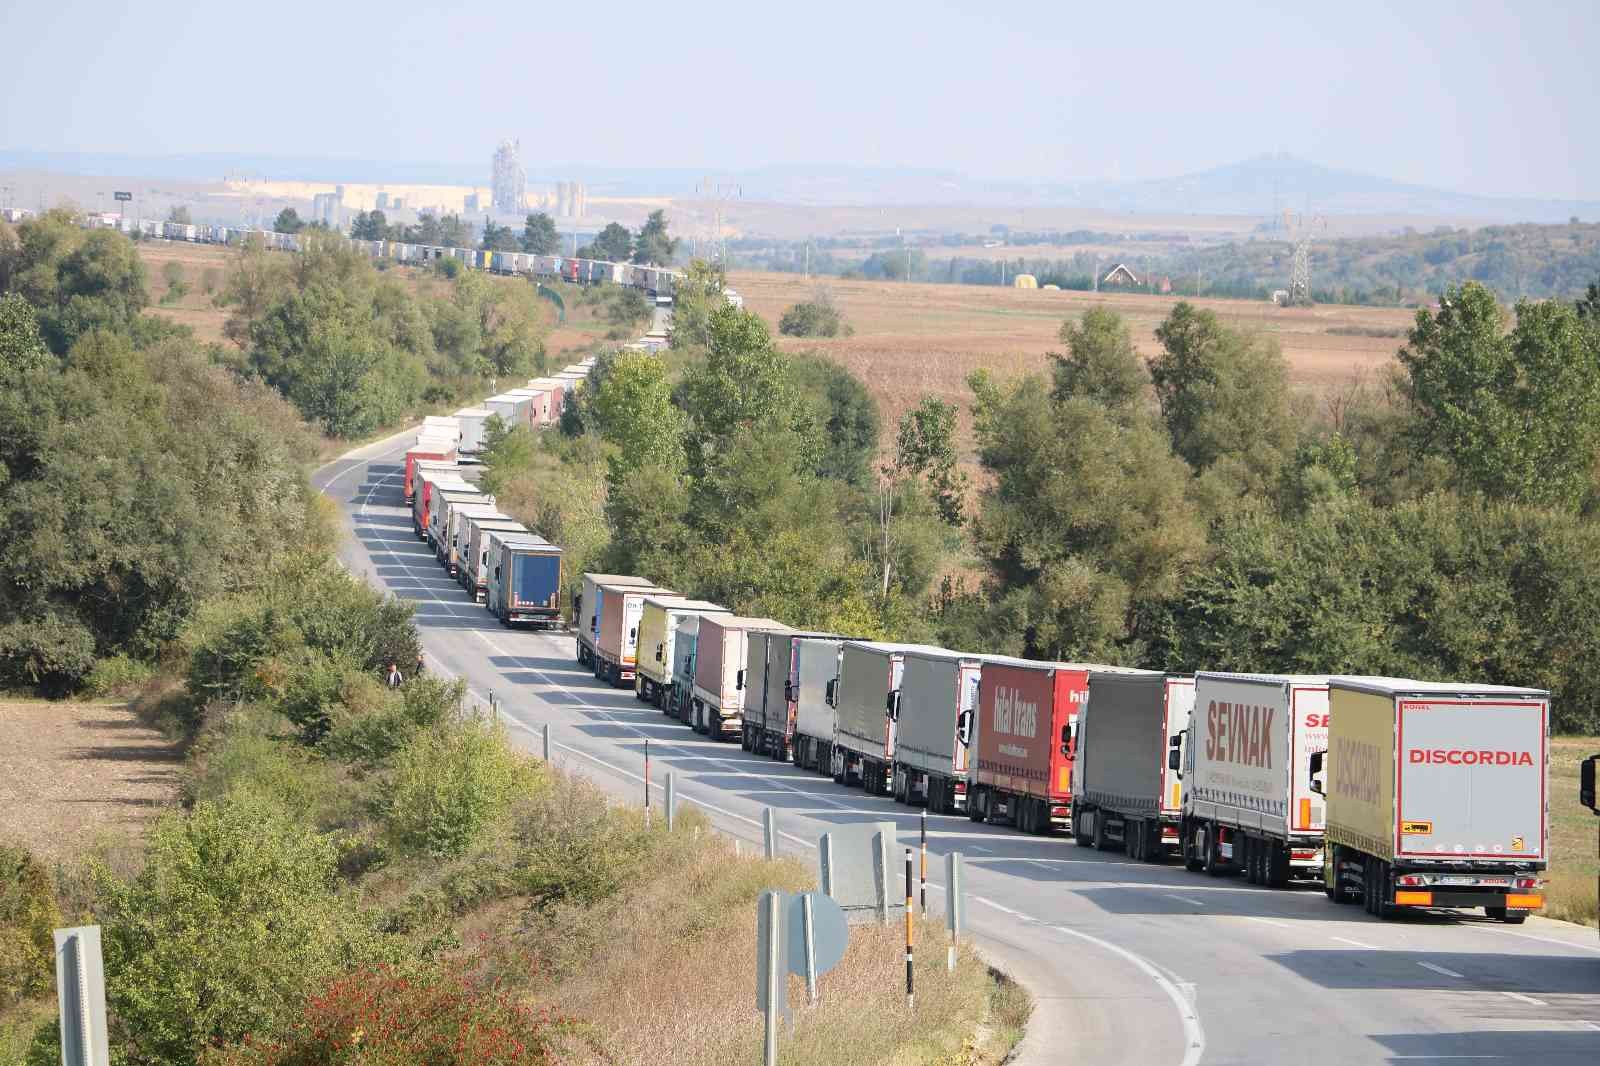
825;678;838;708
1167;748;1182;771
736;669;745;691
1060;723;1071;757
784;680;795;702
655;643;663;663
885;690;900;721
957;709;972;746
1581;755;1597;812
1309;750;1326;796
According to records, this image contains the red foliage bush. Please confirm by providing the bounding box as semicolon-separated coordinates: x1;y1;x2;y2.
204;957;563;1065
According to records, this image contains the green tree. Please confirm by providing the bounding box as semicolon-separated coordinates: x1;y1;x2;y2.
1399;281;1600;509
588;222;633;262
349;209;388;240
1051;307;1148;409
778;295;845;337
591;351;685;483
0;843;59;1010
677;305;803;476
521;211;560;255
272;207;304;234
1;212;150;354
1148;301;1294;495
95;792;387;1065
790;354;880;485
605;287;652;332
167;205;192;225
480;220;519;252
895;395;967;524
667;259;727;351
632;209;678;265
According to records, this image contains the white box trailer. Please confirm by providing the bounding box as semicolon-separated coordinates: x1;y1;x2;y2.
444;505;510;576
1314;677;1550;921
464;521;531;602
412;463;467;537
482;393;532;432
742;629;833;758
792;638;846;774
892;647;982;813
575;574;655;668
1073;671;1195;860
690;615;787;740
427;489;491;557
422;415;461;446
1179;673;1330;885
453;407;492;456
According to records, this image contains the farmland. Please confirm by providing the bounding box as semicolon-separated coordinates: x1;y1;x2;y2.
729;269;1415;443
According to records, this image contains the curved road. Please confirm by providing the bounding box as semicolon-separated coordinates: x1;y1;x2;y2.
316;430;1600;1066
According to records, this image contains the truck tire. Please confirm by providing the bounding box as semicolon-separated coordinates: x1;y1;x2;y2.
1327;847;1358;903
1485;906;1528;925
1093;811;1111;851
1072;805;1092;846
1182;821;1204;871
1126;819;1143;859
1266;844;1290;888
1203;826;1225;876
968;788;986;823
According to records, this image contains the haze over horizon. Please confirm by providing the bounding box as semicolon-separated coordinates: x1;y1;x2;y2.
4;0;1597;202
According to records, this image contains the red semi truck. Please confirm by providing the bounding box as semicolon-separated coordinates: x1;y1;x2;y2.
403;436;457;503
965;658;1112;835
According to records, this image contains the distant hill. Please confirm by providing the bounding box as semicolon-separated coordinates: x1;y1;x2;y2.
3;148;1596;224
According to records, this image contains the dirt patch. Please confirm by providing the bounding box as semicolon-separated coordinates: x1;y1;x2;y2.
0;701;183;860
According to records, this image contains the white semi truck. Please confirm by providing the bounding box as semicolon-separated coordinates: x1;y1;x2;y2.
1178;673;1330;885
1311;677;1550;921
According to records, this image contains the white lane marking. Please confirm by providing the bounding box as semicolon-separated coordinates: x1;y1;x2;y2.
1581;1020;1600;1032
1501;991;1546;1007
1418;961;1466;979
1241;916;1289;929
1167;894;1206;907
1331;935;1382;950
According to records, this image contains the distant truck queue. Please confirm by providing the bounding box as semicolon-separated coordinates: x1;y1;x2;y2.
393;369;1569;926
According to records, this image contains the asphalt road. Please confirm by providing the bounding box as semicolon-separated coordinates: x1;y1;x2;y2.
315;429;1600;1066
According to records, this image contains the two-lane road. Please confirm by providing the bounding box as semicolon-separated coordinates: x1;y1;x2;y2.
315;431;1600;1066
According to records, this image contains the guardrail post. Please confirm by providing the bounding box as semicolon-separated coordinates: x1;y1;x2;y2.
542;722;550;761
764;806;777;860
666;771;677;831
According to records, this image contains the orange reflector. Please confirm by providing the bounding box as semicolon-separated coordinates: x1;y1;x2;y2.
1506;894;1544;910
1298;798;1311;827
1394;891;1433;906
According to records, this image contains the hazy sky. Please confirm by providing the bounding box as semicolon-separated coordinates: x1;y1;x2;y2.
3;0;1596;199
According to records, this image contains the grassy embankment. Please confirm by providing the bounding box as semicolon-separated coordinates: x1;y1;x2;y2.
0;683;1023;1065
1548;736;1600;927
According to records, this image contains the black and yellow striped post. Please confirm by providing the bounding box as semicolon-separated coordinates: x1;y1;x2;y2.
904;847;915;1010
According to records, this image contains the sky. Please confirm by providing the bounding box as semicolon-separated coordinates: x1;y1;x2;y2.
3;0;1597;200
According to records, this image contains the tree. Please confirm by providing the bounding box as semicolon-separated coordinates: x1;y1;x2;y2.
1400;281;1600;509
605;288;652;332
589;222;633;263
1148;301;1294;495
632;210;678;266
167;205;192;225
521;212;560;255
1577;278;1600;325
667;259;727;351
480;220;519;252
591;351;686;484
1051;307;1148;410
349;209;388;240
677;305;799;476
272;207;304;234
790;354;880;485
0;211;149;355
895;395;967;524
778;294;845;337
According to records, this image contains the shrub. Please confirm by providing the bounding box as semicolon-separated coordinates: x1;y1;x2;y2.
200;957;568;1066
778;299;844;338
380;715;540;859
95;792;392;1065
0;843;59;1010
84;654;156;697
322;675;464;767
184;706;359;831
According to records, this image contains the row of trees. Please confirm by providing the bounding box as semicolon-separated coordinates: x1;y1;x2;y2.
955;283;1600;731
573;209;678;266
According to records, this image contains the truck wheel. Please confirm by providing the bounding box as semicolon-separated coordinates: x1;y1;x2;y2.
1127;819;1143;859
1485;906;1528;925
1072;806;1092;846
1093;811;1111;851
1182;822;1204;871
1266;844;1289;888
968;788;986;823
1203;827;1225;876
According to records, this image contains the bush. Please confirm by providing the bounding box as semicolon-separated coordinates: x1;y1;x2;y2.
184;705;359;831
778;299;844;337
95;791;393;1065
0;843;59;1011
322;675;464;768
380;715;540;859
200;957;568;1066
84;653;156;697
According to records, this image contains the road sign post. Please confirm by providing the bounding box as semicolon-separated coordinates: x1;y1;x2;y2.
905;848;915;1010
756;891;789;1066
53;926;109;1066
945;852;965;972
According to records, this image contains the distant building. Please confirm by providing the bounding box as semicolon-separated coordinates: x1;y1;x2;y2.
310;188;344;227
1101;263;1140;287
555;181;587;219
465;192;480;213
491;140;526;214
375;191;389;210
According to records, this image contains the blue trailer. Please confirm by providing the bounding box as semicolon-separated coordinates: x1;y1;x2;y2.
488;534;564;628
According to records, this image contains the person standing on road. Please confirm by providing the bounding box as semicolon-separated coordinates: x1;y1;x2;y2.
386;661;404;689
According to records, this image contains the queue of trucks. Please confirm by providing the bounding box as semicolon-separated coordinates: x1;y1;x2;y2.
557;567;1564;924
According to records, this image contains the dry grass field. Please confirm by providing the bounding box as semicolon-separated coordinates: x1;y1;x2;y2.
730;270;1416;444
0;700;182;862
